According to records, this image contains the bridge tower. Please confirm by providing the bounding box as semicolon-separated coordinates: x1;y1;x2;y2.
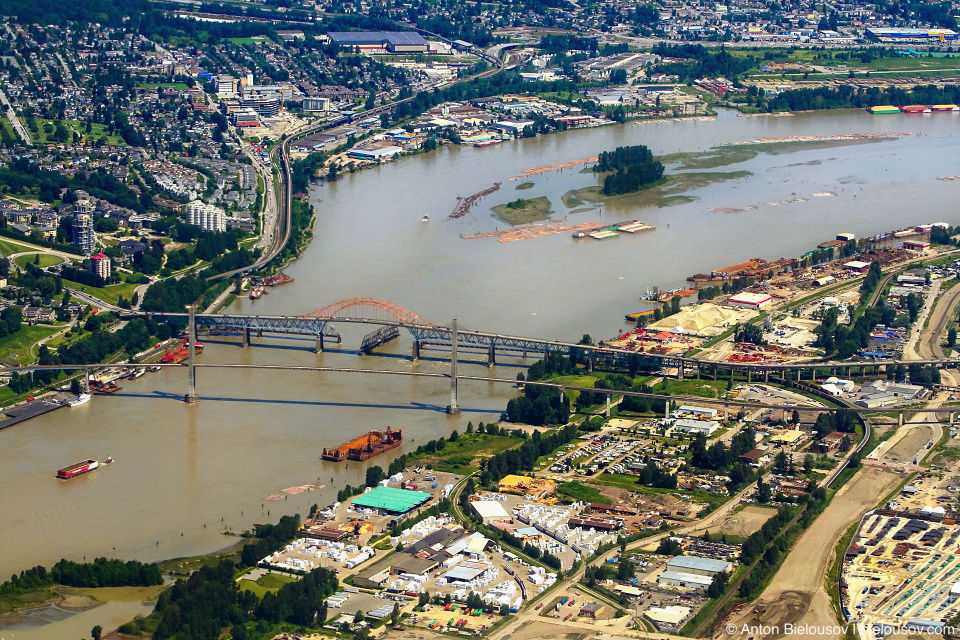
447;318;460;415
185;304;199;403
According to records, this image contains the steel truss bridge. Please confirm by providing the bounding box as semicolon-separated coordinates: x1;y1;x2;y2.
122;298;960;380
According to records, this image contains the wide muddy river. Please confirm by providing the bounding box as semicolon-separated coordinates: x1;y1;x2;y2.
2;107;959;597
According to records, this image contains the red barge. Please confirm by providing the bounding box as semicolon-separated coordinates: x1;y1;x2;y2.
57;459;98;479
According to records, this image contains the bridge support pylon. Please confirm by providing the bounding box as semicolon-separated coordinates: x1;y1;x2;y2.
950;412;955;426
315;334;323;354
82;367;90;394
664;398;670;419
412;340;420;361
242;327;250;348
605;395;611;418
487;343;496;367
446;319;460;415
898;412;904;427
185;304;199;404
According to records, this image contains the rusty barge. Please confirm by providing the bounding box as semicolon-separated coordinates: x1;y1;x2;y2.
322;428;404;462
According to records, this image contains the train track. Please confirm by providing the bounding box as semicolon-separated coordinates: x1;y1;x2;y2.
212;41;503;281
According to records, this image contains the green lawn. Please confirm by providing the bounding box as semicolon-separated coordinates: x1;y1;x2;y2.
557;481;611;504
70;281;142;306
0;238;42;257
224;37;267;45
12;253;66;268
547;373;599;406
62;120;126;146
138;82;191;90
0;325;61;365
0;117;19;144
239;573;297;598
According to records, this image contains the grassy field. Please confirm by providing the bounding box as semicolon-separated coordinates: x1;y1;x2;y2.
0;238;42;256
62;120;127;146
70;281;142;306
0;116;19;144
0;584;58;615
547;373;599;405
138;82;191;90
657;378;727;399
225;37;267;45
492;196;553;225
12;253;66;268
239;573;298;598
557;481;611;504
0;325;61;365
424;432;524;473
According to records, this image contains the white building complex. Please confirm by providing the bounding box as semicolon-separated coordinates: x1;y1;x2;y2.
186;200;226;232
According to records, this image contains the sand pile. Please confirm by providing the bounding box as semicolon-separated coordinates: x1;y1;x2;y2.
649;303;738;334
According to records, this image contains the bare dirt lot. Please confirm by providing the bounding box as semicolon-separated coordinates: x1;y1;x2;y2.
885;425;934;464
716;466;902;640
706;505;778;538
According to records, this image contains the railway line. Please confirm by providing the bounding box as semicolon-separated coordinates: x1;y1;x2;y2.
212;40;503;281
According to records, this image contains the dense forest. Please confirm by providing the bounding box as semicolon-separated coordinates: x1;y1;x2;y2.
0;557;161;598
151;558;339;640
651;43;757;82
767;83;960;112
593;145;665;196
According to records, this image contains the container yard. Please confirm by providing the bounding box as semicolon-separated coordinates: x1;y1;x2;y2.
322;428;404;462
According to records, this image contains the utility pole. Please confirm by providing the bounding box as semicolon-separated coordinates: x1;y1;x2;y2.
185;304;199;403
447;318;460;415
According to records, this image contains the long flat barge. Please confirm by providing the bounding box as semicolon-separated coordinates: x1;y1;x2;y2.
57;459;98;479
322;428;403;462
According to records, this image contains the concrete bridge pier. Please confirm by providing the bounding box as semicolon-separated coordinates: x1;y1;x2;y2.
412;341;420;361
82;367;90;394
446;319;460;415
487;343;496;367
713;366;718;381
696;366;701;380
315;334;323;354
587;357;593;372
724;404;729;422
605;395;611;418
950;412;955;425
242;327;250;348
185;304;199;404
747;369;752;383
764;369;769;383
664;399;670;419
677;360;684;380
898;412;904;427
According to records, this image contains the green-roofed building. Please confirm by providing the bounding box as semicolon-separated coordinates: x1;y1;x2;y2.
351;486;432;514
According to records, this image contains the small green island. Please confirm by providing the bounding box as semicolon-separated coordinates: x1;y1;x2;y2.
593;145;666;195
491;195;553;225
